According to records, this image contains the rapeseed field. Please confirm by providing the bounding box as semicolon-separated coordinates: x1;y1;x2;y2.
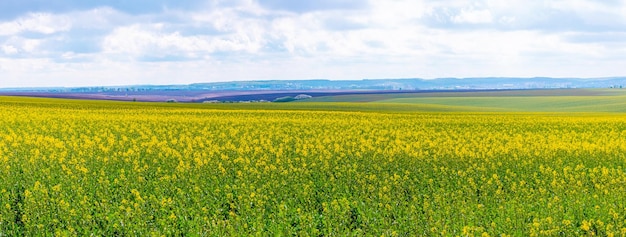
1;97;626;236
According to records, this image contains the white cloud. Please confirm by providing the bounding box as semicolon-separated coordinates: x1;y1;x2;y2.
452;8;493;24
0;12;71;36
1;37;43;55
367;0;428;26
101;22;265;61
1;45;18;54
68;7;128;30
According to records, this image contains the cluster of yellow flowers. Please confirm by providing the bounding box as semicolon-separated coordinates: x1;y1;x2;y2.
1;97;626;235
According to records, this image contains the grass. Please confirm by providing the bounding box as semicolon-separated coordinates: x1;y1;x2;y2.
377;96;626;112
295;89;626;113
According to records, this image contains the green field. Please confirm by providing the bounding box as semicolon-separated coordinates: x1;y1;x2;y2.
299;89;626;112
377;96;626;112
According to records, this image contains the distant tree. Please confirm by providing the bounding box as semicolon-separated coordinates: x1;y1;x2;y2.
273;96;296;102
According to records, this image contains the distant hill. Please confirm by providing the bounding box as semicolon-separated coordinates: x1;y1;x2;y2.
2;77;626;93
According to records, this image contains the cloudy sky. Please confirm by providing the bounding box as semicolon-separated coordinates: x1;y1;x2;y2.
1;0;625;87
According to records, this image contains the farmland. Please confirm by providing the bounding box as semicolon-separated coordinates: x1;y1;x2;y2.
1;95;626;235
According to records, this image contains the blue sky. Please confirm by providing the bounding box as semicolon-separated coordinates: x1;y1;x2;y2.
1;0;625;87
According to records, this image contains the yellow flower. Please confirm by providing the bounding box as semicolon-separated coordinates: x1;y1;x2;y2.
581;220;591;231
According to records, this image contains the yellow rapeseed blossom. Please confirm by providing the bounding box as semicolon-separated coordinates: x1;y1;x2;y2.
1;97;626;236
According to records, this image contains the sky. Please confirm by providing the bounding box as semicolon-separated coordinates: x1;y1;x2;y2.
1;0;625;87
